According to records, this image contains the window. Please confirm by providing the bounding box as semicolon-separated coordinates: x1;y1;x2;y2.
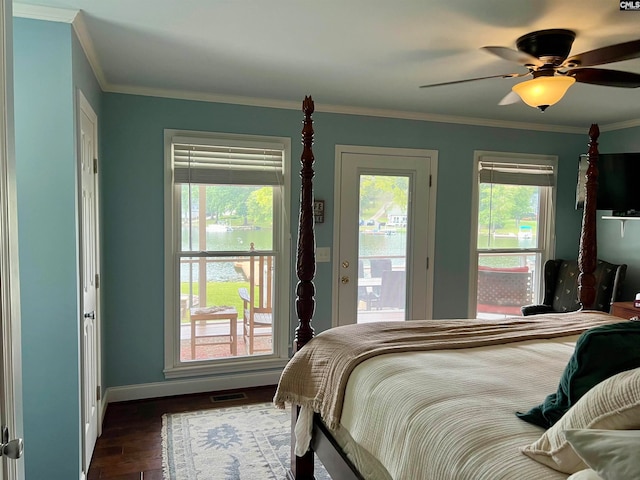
164;130;290;377
471;152;557;319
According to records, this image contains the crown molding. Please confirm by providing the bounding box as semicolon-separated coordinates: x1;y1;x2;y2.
71;11;107;89
12;2;77;23
105;83;590;134
599;117;640;132
106;82;303;111
313;103;589;134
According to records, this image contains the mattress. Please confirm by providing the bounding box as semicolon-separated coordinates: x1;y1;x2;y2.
331;335;580;480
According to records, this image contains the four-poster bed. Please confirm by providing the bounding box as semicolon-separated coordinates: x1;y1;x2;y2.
275;96;640;479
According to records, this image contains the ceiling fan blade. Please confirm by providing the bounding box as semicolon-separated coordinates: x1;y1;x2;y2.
482;46;543;67
564;39;640;67
569;68;640;88
498;91;521;105
419;72;528;89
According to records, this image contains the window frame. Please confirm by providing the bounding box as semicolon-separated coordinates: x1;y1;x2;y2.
163;129;291;379
469;151;557;318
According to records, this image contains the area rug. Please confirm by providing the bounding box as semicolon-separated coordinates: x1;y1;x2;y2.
162;402;331;479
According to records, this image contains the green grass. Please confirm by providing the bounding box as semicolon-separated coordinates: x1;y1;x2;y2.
180;281;250;323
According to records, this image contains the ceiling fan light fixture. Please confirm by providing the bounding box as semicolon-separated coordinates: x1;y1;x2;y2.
512;76;576;111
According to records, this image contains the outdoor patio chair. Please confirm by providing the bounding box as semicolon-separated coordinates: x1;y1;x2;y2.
358;259;376;310
378;270;406;309
369;258;392;298
238;287;272;354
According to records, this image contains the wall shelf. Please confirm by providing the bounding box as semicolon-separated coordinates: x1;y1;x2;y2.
602;216;640;237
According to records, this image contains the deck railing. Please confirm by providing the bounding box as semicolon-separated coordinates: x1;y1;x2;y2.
477;252;540;318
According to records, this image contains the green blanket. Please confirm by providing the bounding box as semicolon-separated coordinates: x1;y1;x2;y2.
517;321;640;428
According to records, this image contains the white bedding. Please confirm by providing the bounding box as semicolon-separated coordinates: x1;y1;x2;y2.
332;335;581;480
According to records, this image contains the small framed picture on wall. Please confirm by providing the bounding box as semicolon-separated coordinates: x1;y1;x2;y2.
313;200;325;224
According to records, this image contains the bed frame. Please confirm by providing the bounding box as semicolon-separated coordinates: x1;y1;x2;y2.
289;95;600;480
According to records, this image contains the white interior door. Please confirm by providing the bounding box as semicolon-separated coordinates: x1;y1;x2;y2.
1;0;24;477
333;146;437;327
78;91;100;474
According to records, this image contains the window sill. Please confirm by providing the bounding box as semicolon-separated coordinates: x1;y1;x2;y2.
163;355;290;380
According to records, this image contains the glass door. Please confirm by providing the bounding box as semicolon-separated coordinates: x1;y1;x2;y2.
356;174;409;323
335;147;436;326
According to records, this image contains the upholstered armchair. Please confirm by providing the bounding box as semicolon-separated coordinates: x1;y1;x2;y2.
521;259;627;316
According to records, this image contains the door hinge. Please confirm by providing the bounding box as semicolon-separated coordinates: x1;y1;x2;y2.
97;386;101;401
95;273;100;289
426;257;429;269
429;174;432;187
93;158;98;174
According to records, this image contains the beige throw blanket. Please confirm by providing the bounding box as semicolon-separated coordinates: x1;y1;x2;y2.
274;311;617;430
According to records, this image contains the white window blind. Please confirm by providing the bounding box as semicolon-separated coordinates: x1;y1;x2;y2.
479;161;555;186
173;137;285;185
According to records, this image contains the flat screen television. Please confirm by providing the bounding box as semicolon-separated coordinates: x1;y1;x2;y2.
576;152;640;215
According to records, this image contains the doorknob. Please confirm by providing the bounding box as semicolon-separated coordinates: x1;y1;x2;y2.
341;276;350;284
1;427;23;460
84;311;95;319
1;438;23;459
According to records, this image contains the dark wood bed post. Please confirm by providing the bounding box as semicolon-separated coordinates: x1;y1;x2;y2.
578;123;599;310
290;95;316;480
295;96;316;350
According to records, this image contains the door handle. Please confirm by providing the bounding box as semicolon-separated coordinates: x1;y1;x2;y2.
1;427;23;460
1;438;23;459
84;311;95;319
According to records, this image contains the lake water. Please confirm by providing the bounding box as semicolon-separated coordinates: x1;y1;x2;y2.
181;226;537;281
181;227;273;282
181;227;411;281
182;226;273;251
359;231;407;270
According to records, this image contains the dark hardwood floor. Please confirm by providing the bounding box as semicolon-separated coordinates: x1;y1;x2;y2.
88;384;277;479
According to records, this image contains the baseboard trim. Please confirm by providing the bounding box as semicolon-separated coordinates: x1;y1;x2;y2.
103;369;282;404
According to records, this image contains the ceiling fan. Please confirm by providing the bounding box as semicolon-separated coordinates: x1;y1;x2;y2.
419;29;640;111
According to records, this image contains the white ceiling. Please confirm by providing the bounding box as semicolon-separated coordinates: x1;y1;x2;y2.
13;0;640;131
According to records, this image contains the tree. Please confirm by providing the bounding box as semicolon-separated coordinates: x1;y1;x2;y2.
246;187;273;225
205;185;253;222
479;183;537;233
359;175;408;220
479;184;508;232
510;186;536;227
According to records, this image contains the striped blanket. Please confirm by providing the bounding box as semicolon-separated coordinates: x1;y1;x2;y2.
274;311;617;431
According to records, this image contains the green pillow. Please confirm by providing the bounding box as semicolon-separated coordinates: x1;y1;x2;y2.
517;321;640;428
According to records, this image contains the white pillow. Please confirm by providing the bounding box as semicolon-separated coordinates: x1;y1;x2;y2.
520;367;640;473
565;429;640;480
567;469;603;480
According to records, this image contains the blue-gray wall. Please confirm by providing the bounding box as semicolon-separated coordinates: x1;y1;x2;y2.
100;92;590;387
14;17;101;480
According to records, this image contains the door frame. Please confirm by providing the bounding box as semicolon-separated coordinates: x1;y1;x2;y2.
77;89;102;476
332;145;438;326
0;0;24;477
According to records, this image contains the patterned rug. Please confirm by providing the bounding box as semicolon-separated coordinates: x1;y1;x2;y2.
162;402;331;479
